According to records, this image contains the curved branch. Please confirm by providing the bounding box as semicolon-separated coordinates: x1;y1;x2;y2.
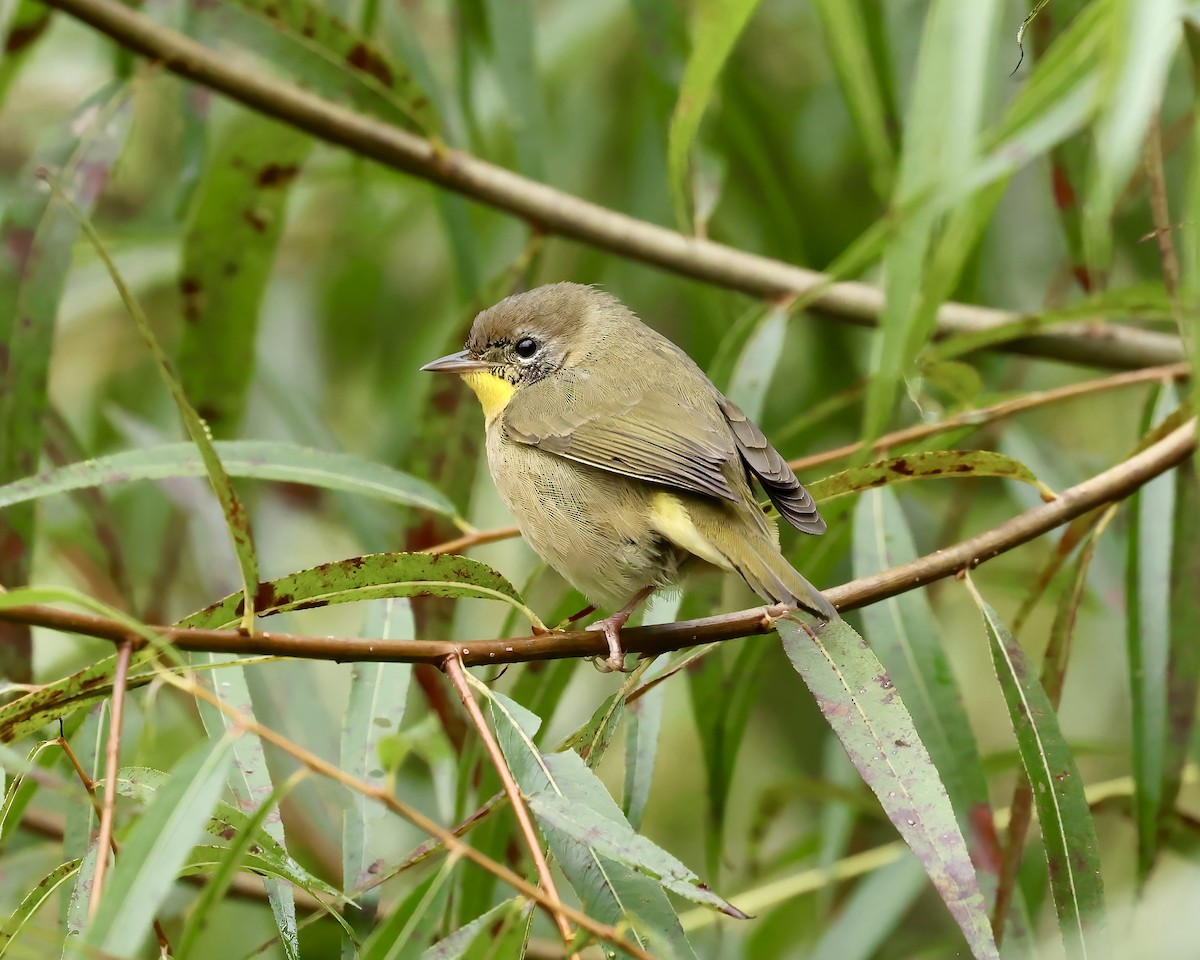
4;419;1193;665
43;0;1182;371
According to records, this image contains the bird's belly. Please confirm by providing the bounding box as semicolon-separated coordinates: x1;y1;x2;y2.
485;429;679;609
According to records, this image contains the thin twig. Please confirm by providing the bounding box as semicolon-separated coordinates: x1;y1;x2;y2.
423;525;520;556
787;362;1190;474
36;0;1183;371
443;657;579;956
87;641;131;919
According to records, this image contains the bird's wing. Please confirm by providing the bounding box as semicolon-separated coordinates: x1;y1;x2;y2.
502;371;743;503
718;396;825;534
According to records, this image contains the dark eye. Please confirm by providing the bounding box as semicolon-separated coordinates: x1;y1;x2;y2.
514;337;539;359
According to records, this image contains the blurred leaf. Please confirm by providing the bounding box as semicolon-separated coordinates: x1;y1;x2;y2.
182;552;526;627
177;115;310;436
864;0;999;441
420;898;530;960
0;82;131;681
965;582;1108;960
810;0;895;197
481;0;544;178
778;617;998;960
624;673;664;831
486;692;698;959
192;0;437;133
852;489;993;847
341;599;414;944
727;305;788;418
1127;385;1179;881
80;737;235;955
667;0;763;229
1084;0;1182;270
0;855;80;958
0;439;458;518
0;741;57;846
0;0;51;102
1165;460;1200;832
807;853;927;960
526;791;745;917
808;449;1053;503
360;859;455;960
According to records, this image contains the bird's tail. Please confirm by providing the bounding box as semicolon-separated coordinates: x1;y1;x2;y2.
693;507;838;621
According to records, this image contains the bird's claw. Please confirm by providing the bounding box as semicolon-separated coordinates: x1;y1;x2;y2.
586;618;633;673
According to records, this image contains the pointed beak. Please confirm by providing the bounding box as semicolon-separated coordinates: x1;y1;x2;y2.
420;350;491;374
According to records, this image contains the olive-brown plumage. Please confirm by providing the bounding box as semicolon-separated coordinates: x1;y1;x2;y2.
422;283;836;669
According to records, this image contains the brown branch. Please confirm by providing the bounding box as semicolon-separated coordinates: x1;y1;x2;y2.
443;657;578;955
40;0;1182;372
3;419;1194;667
787;362;1191;474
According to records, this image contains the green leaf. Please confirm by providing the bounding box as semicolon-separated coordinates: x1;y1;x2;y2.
360;859;455;960
852;489;993;843
1165;460;1200;838
667;0;764;229
1084;0;1182;271
807;853;927;960
526;790;746;918
1127;386;1181;881
807;449;1053;503
180;552;526;628
485;691;699;959
177;115;311;436
191;0;437;133
778;618;997;960
965;583;1108;959
0;440;458;518
481;0;545;178
421;899;531;960
3;861;79;954
80;737;236;955
341;599;414;942
0;82;132;681
810;0;895;197
727;305;787;420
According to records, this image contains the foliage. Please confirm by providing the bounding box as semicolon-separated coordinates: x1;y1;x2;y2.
0;1;1198;958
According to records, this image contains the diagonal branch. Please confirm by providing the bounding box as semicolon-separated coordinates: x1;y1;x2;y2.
2;420;1193;667
40;0;1182;371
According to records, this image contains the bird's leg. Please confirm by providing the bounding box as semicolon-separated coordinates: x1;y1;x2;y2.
586;586;654;673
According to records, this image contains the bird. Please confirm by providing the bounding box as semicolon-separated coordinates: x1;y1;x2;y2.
421;282;837;671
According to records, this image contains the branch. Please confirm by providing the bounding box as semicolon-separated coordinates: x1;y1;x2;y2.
3;419;1194;665
41;0;1182;371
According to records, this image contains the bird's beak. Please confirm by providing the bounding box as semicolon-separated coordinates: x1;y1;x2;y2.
420;350;491;374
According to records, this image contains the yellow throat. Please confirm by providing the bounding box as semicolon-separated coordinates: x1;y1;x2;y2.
461;370;516;420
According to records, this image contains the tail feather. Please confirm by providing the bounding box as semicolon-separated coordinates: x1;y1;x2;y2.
700;512;837;621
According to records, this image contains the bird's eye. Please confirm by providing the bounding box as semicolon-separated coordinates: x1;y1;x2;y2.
514;337;539;359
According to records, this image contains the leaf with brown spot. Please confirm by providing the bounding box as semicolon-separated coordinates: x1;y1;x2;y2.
807;449;1053;503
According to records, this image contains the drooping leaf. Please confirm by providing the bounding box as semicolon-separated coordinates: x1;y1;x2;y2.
852;489;994;854
0;857;80;957
0;440;458;518
778;617;998;959
180;552;526;628
421;898;531;960
0;82;131;681
360;860;455;960
177;114;311;437
965;582;1107;960
1127;385;1179;882
486;692;699;959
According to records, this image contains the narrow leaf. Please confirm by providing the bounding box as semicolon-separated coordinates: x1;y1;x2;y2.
808;450;1053;503
965;581;1107;959
778;617;998;959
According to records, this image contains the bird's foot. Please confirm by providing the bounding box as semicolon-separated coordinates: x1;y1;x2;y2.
586;614;632;673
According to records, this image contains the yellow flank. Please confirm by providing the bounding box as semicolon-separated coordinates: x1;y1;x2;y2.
648;492;733;572
461;370;517;420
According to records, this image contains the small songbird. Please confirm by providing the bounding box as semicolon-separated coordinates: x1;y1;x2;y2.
421;283;836;670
